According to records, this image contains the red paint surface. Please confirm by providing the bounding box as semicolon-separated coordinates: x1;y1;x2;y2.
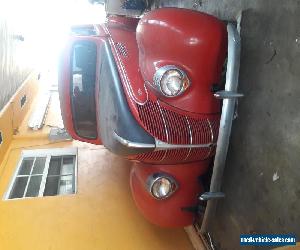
137;8;227;114
107;15;140;30
59;9;228;227
59;9;227;145
130;161;209;227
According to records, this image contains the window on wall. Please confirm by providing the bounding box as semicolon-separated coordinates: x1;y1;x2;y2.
5;148;77;200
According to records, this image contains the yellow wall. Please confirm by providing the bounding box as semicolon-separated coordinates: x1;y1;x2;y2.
0;142;193;250
11;73;39;130
0;72;39;163
0;104;13;165
0;77;193;250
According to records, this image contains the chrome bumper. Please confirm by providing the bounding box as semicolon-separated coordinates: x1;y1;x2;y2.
113;132;216;151
200;23;242;232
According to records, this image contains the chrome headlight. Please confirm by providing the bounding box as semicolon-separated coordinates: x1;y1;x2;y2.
153;65;190;97
147;173;178;200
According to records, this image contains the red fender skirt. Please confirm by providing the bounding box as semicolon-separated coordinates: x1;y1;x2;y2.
130;160;210;227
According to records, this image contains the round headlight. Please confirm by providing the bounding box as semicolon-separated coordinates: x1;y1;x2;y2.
147;174;178;200
154;65;190;97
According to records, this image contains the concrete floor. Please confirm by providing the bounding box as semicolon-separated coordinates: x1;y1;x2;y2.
210;2;300;250
161;0;300;249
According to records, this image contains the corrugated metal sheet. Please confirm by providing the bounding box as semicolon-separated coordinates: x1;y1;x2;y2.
0;13;32;111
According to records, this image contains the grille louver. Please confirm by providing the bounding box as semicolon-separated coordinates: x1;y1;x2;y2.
135;100;219;164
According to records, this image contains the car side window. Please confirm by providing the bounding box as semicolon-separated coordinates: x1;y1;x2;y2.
71;41;97;139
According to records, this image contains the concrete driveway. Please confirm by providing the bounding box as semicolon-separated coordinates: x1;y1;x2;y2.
160;1;300;249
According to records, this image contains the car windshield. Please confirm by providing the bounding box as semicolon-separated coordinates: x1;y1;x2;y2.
71;41;97;139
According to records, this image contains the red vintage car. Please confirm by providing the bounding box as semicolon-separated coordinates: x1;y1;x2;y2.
58;8;241;228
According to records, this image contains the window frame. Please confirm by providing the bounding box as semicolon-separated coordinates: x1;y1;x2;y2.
4;148;78;200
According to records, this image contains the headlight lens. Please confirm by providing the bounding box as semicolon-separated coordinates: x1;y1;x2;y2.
154;65;190;97
161;70;183;96
148;174;178;199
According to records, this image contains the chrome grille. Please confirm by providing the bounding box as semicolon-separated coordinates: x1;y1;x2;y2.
136;100;220;164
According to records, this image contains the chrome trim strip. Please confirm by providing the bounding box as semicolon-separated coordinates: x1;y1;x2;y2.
113;132;216;150
205;118;214;159
157;101;169;143
157;101;168;161
201;23;242;233
184;116;192;161
155;139;216;150
113;132;155;149
208;119;214;144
